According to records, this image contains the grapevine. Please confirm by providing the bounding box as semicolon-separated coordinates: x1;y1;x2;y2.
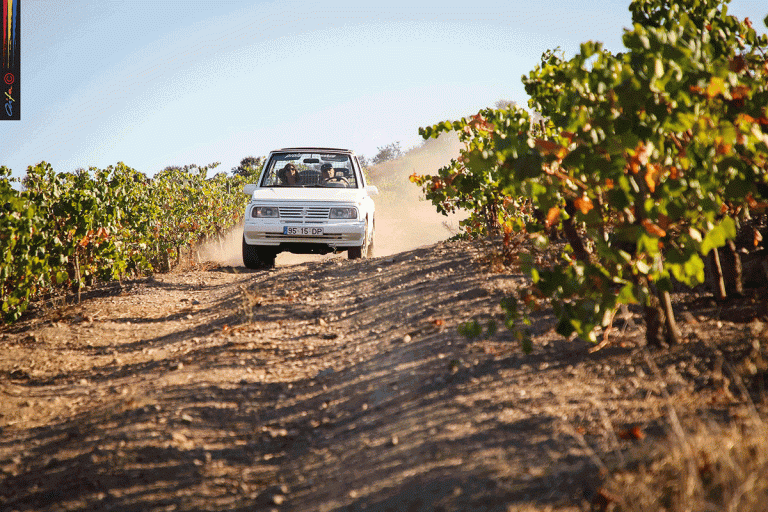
0;160;257;323
413;0;768;347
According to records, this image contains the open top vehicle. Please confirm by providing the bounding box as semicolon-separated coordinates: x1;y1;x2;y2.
242;147;378;269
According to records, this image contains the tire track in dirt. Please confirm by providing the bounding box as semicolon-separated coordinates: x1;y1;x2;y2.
1;239;764;511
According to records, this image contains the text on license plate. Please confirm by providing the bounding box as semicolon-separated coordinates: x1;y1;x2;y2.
284;226;323;236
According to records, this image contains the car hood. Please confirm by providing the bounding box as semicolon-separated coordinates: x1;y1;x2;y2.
249;188;370;203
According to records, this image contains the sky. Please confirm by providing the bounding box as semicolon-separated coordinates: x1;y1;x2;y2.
1;0;766;179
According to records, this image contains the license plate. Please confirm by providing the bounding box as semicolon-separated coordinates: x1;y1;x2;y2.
283;226;323;236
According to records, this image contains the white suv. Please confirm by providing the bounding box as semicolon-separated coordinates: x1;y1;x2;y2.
242;147;378;269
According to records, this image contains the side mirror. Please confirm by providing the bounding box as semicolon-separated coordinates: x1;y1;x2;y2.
243;184;257;195
366;185;379;196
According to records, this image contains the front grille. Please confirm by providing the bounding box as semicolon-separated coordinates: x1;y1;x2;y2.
305;207;330;219
279;207;302;218
278;207;330;219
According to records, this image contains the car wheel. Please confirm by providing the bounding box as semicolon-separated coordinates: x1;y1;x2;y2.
366;222;374;258
242;237;275;269
257;247;276;268
348;219;370;260
347;245;362;259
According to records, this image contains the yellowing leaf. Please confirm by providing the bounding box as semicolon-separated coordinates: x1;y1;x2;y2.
642;219;666;237
644;163;666;192
626;141;654;174
535;139;567;159
729;55;748;73
715;141;732;155
545;207;561;228
644;171;656;192
731;85;750;100
736;113;756;125
468;113;494;133
706;77;725;98
658;214;670;231
618;426;646;440
574;196;593;214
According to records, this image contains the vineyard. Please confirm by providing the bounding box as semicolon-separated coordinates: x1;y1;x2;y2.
413;0;768;349
0;161;256;323
3;0;766;343
2;1;768;510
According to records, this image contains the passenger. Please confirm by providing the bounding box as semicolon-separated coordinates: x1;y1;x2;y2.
280;163;300;186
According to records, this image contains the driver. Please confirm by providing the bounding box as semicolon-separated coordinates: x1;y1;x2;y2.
320;163;335;182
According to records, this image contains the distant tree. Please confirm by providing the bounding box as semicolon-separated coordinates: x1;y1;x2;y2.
371;142;403;165
357;154;369;167
232;156;264;179
494;99;517;109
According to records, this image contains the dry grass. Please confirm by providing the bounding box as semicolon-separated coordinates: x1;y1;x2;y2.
599;343;768;512
605;415;768;512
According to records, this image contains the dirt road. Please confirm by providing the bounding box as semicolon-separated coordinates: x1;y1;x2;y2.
1;238;765;511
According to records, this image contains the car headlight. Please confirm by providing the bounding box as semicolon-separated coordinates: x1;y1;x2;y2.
252;206;279;218
329;207;357;219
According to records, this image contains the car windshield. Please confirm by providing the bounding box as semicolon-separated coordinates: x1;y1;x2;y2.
260;152;359;188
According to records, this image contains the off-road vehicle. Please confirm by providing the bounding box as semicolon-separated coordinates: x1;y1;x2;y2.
242;147;377;269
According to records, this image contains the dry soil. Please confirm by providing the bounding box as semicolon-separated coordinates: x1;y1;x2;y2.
1;237;767;512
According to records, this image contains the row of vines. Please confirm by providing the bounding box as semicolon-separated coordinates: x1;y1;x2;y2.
412;0;768;347
0;161;258;323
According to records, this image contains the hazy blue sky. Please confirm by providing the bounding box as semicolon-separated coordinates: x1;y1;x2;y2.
1;0;766;179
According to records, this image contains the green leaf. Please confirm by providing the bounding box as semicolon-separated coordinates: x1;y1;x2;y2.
519;331;533;354
556;316;575;338
514;151;543;180
701;216;737;255
669;253;705;287
616;283;638;304
458;320;483;339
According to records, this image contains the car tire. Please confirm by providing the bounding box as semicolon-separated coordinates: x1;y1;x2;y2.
348;219;370;260
367;221;374;258
257;247;276;268
242;237;275;269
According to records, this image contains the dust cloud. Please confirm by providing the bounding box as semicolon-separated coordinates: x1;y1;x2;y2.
197;226;247;267
366;133;465;257
198;134;465;266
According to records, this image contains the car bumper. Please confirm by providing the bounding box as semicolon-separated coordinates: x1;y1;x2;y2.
243;220;365;248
